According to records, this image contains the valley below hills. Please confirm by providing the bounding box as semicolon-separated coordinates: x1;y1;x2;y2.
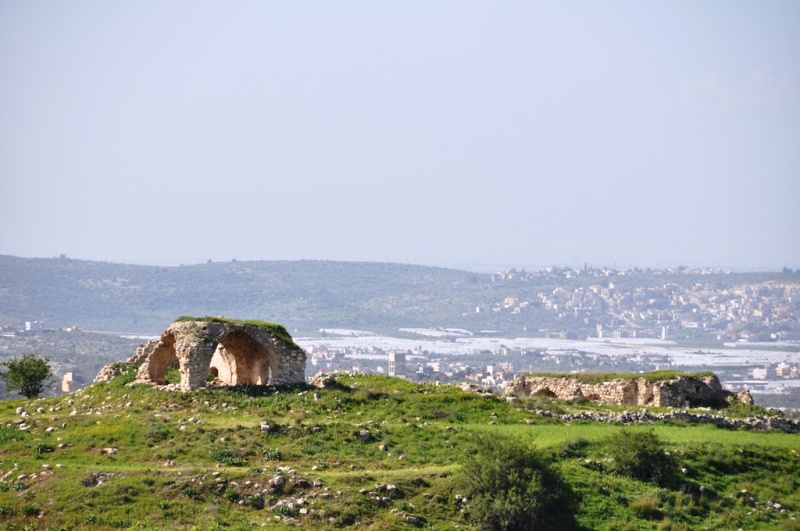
1;255;799;408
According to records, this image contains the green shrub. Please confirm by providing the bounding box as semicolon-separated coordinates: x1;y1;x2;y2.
457;434;574;531
245;495;264;509
262;447;282;461
181;485;199;500
34;442;55;455
21;505;40;517
606;429;677;486
211;447;246;466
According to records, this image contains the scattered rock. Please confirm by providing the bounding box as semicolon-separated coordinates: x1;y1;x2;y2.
82;472;115;487
356;429;373;442
310;374;338;389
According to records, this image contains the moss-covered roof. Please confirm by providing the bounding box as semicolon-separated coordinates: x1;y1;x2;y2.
174;316;297;347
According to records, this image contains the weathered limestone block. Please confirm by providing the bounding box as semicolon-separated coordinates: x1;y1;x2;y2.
94;338;160;384
93;365;122;384
736;389;754;405
129;340;159;365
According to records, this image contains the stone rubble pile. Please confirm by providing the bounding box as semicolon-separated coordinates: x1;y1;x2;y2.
527;408;800;433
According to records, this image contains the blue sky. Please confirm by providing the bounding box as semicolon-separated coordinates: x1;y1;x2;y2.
1;1;798;271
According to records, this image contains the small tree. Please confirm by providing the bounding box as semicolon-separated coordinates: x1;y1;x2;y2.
0;354;54;399
458;434;573;531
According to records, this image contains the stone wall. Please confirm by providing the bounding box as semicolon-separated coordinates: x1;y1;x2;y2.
95;319;306;390
505;374;750;408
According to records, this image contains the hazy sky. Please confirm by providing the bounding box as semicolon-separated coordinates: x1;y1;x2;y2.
1;2;798;271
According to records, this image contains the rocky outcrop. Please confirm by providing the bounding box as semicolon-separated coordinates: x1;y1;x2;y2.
505;373;748;408
95;318;306;390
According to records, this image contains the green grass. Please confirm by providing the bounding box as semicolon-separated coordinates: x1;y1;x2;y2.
0;373;797;530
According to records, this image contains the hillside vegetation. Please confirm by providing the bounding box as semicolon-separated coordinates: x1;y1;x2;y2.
1;374;798;530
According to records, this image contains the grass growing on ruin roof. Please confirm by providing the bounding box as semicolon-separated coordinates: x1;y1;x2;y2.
174;315;297;346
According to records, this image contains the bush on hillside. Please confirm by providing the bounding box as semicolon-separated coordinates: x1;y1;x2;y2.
606;429;676;486
458;434;574;531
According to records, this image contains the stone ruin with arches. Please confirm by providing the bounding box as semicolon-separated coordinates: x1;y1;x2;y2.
94;318;306;390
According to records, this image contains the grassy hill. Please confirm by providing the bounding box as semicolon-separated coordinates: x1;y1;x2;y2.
1;374;798;530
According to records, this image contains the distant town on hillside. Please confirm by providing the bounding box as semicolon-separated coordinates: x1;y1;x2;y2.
2;257;798;408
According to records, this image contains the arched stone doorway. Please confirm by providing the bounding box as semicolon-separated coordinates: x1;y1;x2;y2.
143;332;179;385
209;330;275;385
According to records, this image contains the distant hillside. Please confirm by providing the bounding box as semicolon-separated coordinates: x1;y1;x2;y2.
0;256;483;334
0;255;794;338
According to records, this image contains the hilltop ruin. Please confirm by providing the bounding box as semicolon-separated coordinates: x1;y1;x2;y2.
505;372;752;408
95;317;306;390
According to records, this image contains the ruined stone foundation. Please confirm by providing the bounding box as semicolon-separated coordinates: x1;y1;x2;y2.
505;374;752;408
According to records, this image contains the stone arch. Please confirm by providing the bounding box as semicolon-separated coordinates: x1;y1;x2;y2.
123;318;306;390
209;330;274;385
141;332;178;384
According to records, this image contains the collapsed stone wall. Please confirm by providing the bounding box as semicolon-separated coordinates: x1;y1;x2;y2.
505;374;751;408
95;319;306;390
